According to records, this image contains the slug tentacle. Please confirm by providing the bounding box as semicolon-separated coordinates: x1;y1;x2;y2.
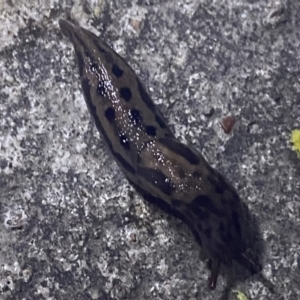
59;19;262;289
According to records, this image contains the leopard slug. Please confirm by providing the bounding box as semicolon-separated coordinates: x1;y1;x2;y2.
59;19;262;289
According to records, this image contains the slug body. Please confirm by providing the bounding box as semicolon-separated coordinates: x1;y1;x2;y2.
59;19;261;289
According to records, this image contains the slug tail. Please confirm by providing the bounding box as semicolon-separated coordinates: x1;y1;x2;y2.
208;259;221;290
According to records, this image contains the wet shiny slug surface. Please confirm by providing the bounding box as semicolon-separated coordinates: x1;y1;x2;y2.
58;18;262;291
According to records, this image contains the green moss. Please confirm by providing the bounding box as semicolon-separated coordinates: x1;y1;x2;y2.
233;290;249;300
291;129;300;158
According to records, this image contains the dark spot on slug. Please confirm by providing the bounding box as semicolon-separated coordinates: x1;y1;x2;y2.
193;195;223;217
215;184;226;195
159;138;200;165
192;171;202;179
137;79;155;110
105;107;115;122
180;213;204;248
171;199;182;207
232;210;241;235
120;87;132;102
218;222;235;243
204;228;212;239
211;169;237;198
130;180;185;221
146;125;156;136
119;132;130;150
219;222;225;233
197;221;203;231
90;62;98;72
84;47;90;57
189;200;210;220
155;115;167;129
113;152;135;175
97;83;106;96
112;64;123;78
137;167;175;196
225;230;233;242
178;168;185;178
233;191;240;203
187;220;203;246
193;230;203;246
227;189;241;207
129;109;141;124
207;175;226;195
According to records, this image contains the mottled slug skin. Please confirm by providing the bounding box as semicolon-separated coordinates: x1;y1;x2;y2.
59;19;261;289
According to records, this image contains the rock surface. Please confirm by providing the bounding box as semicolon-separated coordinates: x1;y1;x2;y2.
0;1;299;299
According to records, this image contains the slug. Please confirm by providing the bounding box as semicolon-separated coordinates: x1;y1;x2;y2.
59;19;262;289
